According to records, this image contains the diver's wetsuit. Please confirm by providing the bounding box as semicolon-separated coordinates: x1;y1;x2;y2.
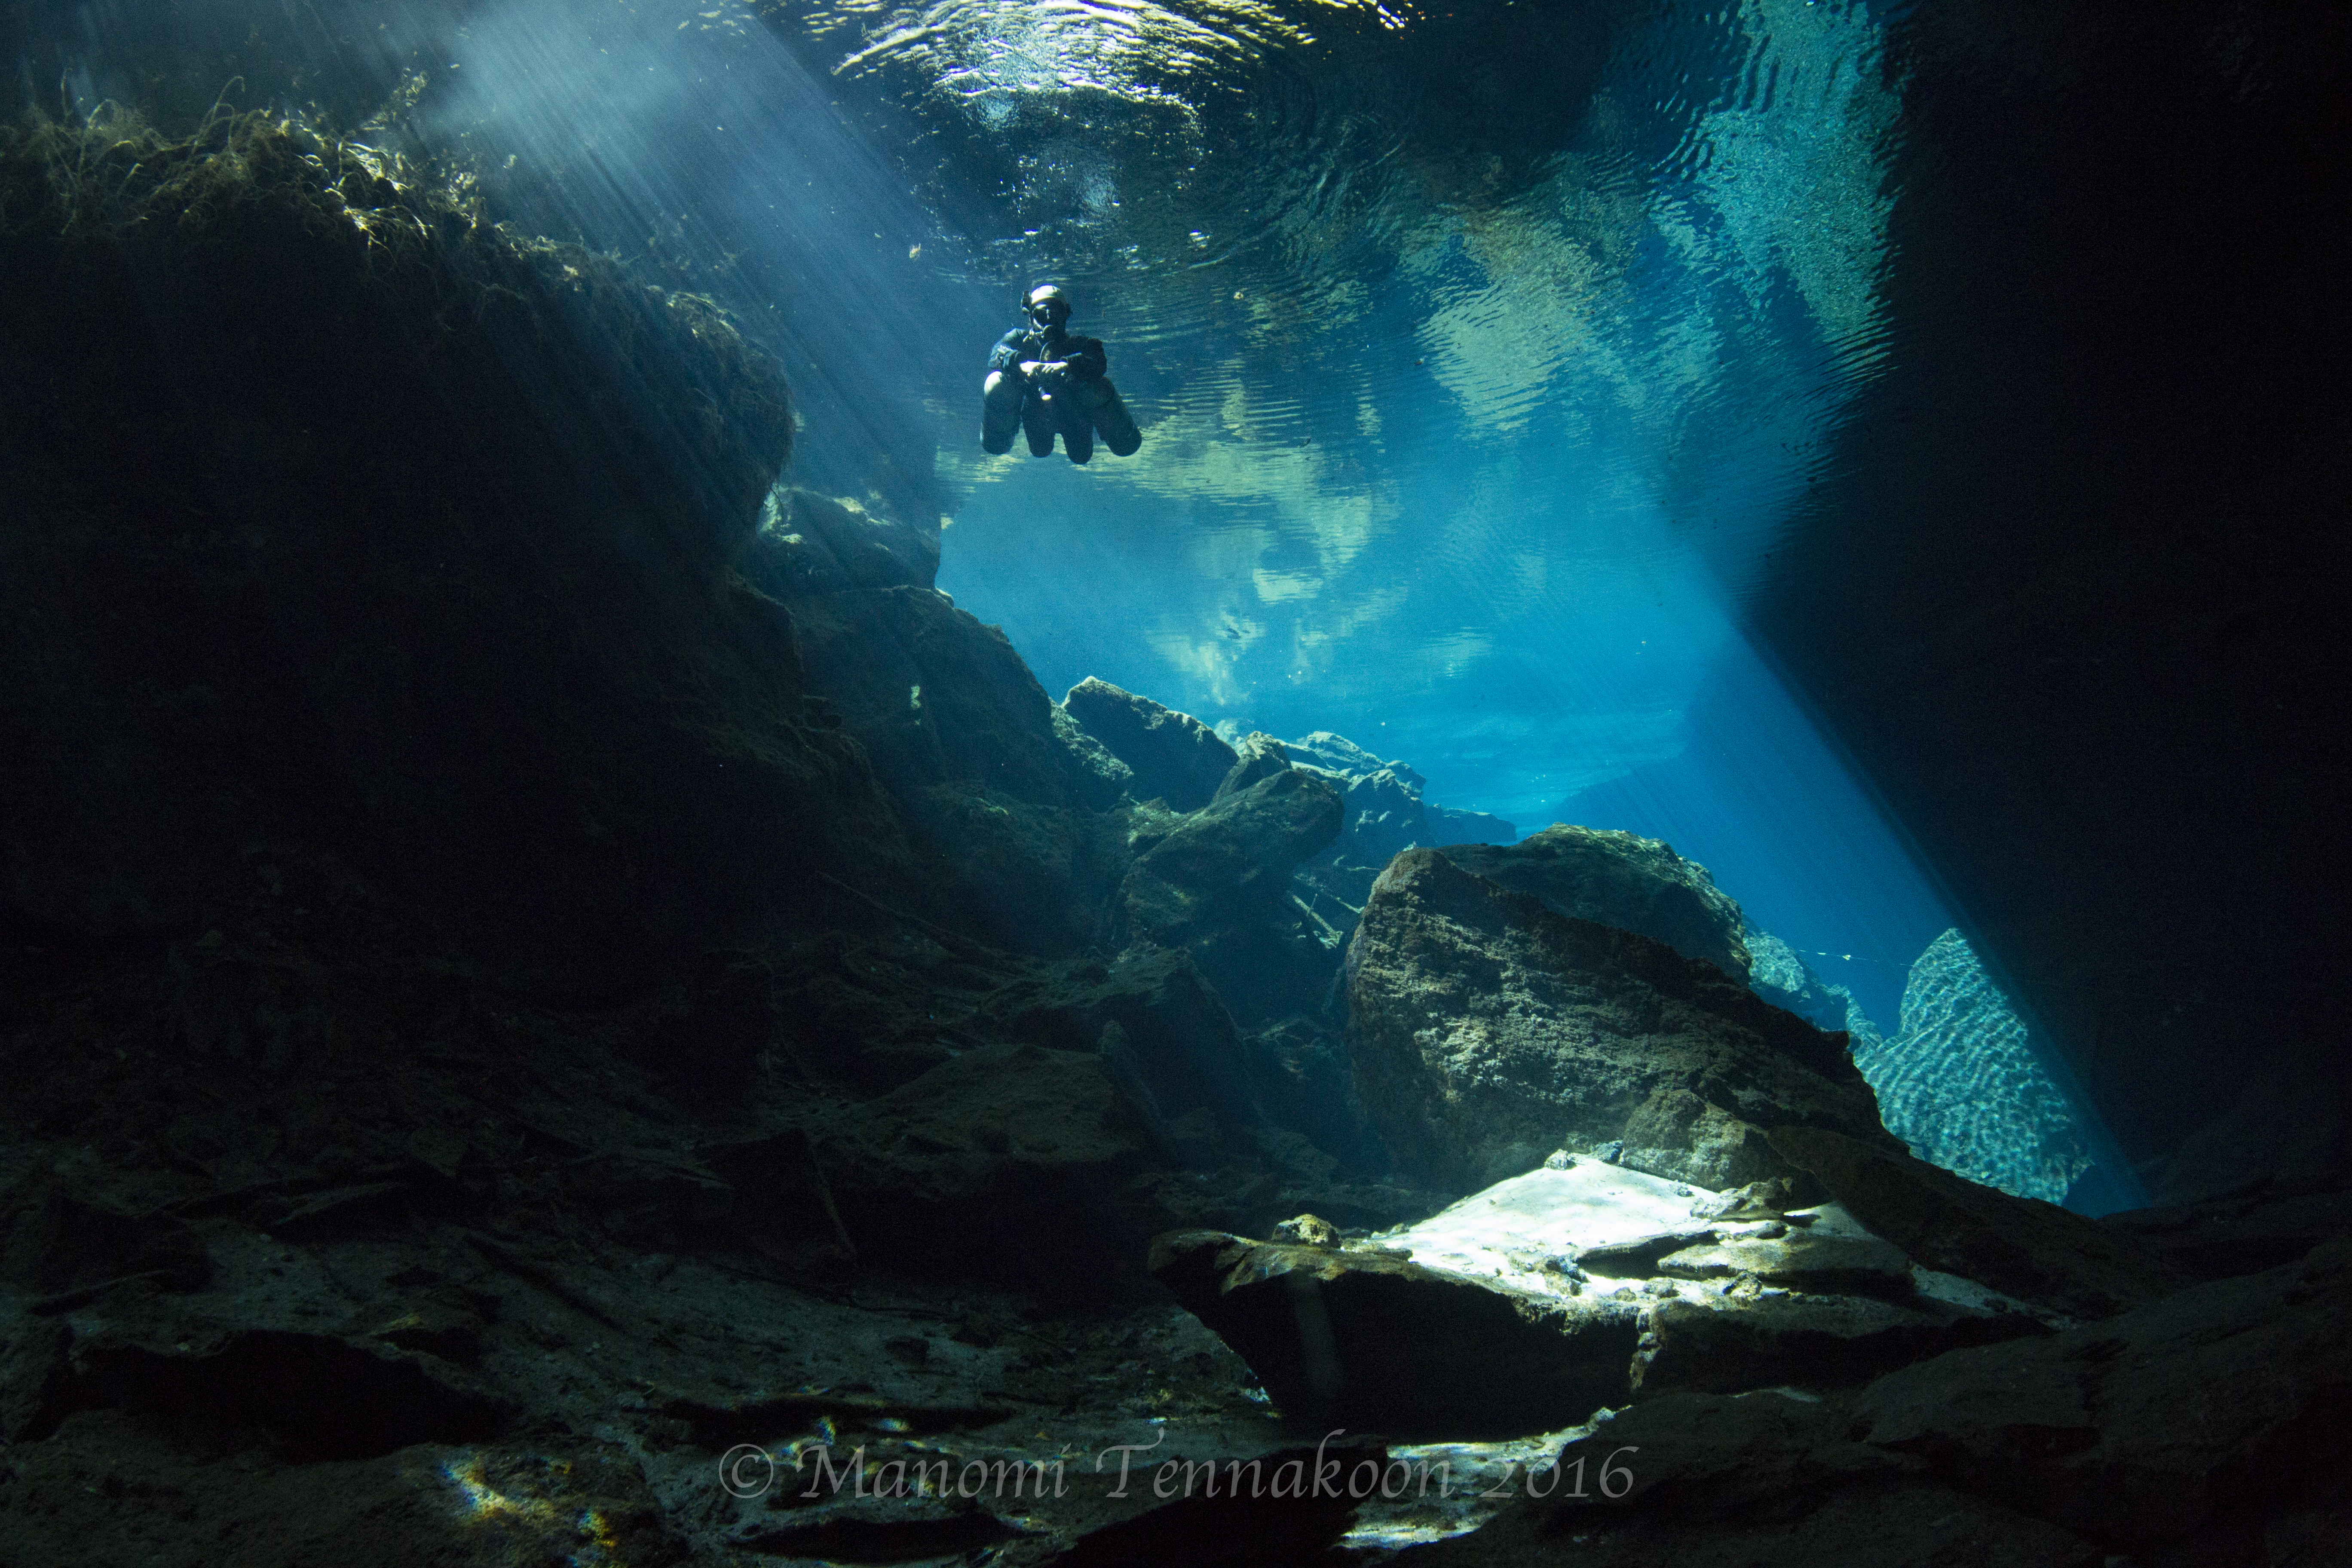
980;319;1141;464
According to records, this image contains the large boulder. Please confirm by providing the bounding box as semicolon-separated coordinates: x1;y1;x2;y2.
1439;825;1752;983
1061;678;1237;811
1120;767;1345;1024
1427;804;1517;846
1345;849;1896;1191
1148;1229;1644;1440
1122;770;1344;949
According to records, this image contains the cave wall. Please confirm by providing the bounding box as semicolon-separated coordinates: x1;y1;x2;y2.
1749;0;2352;1194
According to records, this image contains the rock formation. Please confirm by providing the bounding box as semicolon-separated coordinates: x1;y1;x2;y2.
1061;677;1238;812
1441;825;1752;983
1747;930;1886;1053
1345;848;1897;1191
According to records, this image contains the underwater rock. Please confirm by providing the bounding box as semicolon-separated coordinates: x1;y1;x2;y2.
1053;704;1138;812
1767;1126;2190;1319
2099;1173;2352;1280
1148;1229;1644;1440
1847;1237;2352;1553
1633;1290;2048;1398
1746;931;1886;1053
750;525;1156;952
0;112;902;990
758;487;940;592
812;1042;1160;1283
1215;732;1295;799
1061;678;1238;812
1346;849;1895;1192
1654;1230;1917;1298
1395;1239;2352;1567
1427;804;1519;846
1851;929;2092;1204
1279;729;1517;953
969;943;1260;1131
1154;1158;2048;1446
1437;825;1752;983
1121;769;1344;947
2149;1051;2349;1207
1118;766;1344;1024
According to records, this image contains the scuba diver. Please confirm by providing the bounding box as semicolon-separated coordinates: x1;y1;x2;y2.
981;284;1142;465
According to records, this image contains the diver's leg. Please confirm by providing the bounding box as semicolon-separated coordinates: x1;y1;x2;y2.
1087;378;1142;457
981;371;1023;454
1061;401;1094;465
1021;392;1056;456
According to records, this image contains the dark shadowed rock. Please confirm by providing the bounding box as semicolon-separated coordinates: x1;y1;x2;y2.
1438;825;1752;983
2098;1174;2352;1280
1767;1127;2191;1318
971;945;1259;1129
1634;1291;2046;1398
1395;1240;2352;1565
1052;704;1136;812
1392;1387;2096;1568
1122;770;1344;949
1061;678;1238;812
1148;1230;1642;1440
1119;767;1344;1024
813;1043;1158;1283
1427;804;1517;846
1347;849;1897;1191
1849;1237;2352;1553
758;488;939;592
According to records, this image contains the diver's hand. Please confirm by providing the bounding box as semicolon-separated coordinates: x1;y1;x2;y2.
1017;360;1047;380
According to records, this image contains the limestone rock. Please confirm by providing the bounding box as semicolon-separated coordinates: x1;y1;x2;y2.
1394;1241;2352;1566
1851;929;2092;1204
758;487;939;592
1122;769;1343;949
1062;678;1237;811
1119;766;1344;1023
1767;1126;2191;1318
1051;703;1135;812
1849;1237;2352;1552
1286;731;1419;788
1634;1290;2048;1397
2099;1174;2352;1280
1438;825;1752;983
1147;1229;1643;1440
1746;931;1885;1054
1656;1231;1915;1297
971;945;1259;1129
814;1042;1159;1282
1346;849;1897;1191
1427;804;1518;846
1214;732;1294;799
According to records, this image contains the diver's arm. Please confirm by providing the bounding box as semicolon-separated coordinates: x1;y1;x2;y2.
1057;336;1108;379
986;329;1032;376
